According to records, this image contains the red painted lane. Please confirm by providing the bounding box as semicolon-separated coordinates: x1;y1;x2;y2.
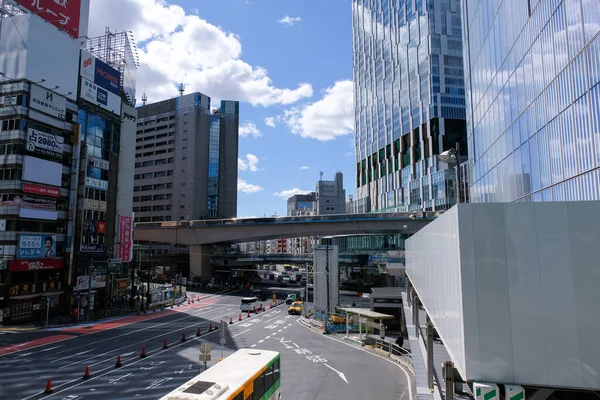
0;298;219;356
0;334;74;356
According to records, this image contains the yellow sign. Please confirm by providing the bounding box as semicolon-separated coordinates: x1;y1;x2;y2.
272;293;276;302
22;284;29;292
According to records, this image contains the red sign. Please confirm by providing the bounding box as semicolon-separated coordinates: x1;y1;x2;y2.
118;215;133;262
97;221;106;234
23;183;60;198
8;259;64;272
14;0;81;39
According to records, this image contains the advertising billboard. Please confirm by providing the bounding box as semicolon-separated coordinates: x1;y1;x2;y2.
26;128;64;159
30;84;67;120
73;274;107;291
18;195;58;221
22;155;63;187
84;156;109;191
118;215;133;262
17;234;57;259
80;243;105;253
80;50;121;96
8;259;64;272
13;0;81;39
23;183;60;198
80;77;121;115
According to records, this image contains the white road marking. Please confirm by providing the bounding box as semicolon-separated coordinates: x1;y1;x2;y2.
108;373;132;384
265;315;281;323
296;318;413;400
258;340;264;343
324;363;349;384
293;343;300;348
146;377;172;389
51;349;95;363
231;329;250;338
251;344;257;347
40;345;64;352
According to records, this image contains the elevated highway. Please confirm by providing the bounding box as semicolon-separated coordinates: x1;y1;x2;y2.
134;212;434;279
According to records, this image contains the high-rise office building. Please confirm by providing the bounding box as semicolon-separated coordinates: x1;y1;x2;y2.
287;192;316;216
353;0;468;213
133;93;239;224
463;0;600;202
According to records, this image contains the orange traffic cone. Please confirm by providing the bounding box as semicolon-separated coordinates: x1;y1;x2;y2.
229;317;233;324
238;314;242;321
163;339;169;349
115;355;122;368
44;378;53;394
181;332;187;342
209;323;213;331
270;303;273;308
247;311;251;318
255;308;258;314
197;296;200;301
82;365;91;379
140;346;147;358
196;328;201;337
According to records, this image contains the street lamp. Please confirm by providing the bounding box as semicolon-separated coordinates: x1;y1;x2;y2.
440;142;463;204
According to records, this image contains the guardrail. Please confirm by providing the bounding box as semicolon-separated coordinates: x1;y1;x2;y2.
367;336;414;374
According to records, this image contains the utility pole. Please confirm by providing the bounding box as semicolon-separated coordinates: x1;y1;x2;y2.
86;258;93;322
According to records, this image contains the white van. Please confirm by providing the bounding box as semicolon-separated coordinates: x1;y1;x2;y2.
240;297;262;312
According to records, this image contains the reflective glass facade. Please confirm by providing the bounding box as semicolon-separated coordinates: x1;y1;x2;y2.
463;0;600;202
207;116;220;218
353;0;468;213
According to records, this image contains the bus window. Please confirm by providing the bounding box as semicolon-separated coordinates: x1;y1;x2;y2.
253;371;265;399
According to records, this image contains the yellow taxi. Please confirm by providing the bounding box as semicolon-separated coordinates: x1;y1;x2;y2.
288;301;304;315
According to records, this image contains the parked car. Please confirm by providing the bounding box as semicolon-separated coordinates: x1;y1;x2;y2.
285;293;298;305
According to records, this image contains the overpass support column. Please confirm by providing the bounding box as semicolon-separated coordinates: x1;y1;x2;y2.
426;316;434;391
412;291;420;338
189;245;214;282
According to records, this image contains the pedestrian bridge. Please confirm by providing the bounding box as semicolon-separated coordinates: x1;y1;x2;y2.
134;212;434;279
133;212;435;245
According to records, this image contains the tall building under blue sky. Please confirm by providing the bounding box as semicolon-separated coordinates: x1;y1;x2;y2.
463;0;600;203
353;0;468;214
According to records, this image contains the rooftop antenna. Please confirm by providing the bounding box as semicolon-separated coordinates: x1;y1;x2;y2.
320;171;323;181
178;81;186;97
141;92;147;105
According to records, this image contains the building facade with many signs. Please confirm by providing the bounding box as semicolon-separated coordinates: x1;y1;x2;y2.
0;3;138;324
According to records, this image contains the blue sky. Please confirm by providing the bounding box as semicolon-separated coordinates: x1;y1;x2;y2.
90;0;355;218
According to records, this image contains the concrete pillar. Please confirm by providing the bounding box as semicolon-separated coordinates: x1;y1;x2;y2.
189;244;214;282
426;317;434;390
413;293;420;338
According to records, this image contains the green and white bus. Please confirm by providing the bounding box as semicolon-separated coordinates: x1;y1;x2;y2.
160;348;281;400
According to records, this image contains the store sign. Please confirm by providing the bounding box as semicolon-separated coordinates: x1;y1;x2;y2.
8;259;64;272
74;274;107;291
118;215;133;262
17;234;57;259
26;128;64;159
88;156;109;170
13;0;81;39
85;177;108;191
2;95;18;106
80;77;121;115
84;199;106;212
23;183;60;197
30;84;66;120
80;243;105;253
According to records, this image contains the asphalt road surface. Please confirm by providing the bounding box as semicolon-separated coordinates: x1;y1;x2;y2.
0;291;413;400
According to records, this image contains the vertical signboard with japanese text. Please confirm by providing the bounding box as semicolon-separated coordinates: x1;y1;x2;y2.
118;215;133;262
13;0;81;38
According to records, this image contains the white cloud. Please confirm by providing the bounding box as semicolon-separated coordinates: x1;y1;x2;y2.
238;153;261;172
238;179;263;193
273;188;312;198
278;16;301;26
284;80;354;141
298;166;310;170
344;152;353;157
239;122;262;138
264;117;276;128
88;0;313;107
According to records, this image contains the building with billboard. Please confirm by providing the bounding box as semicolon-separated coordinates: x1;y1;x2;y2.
0;5;138;324
352;0;467;214
132;93;239;276
462;0;600;203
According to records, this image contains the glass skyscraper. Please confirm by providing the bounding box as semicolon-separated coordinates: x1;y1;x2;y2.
463;0;600;202
353;0;468;213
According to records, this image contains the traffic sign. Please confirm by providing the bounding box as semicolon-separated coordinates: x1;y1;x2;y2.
199;343;212;354
200;353;212;362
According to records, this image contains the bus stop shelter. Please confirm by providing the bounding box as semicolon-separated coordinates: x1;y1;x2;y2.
338;307;396;341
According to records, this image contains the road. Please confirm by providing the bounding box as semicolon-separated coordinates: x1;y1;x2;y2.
0;291;413;400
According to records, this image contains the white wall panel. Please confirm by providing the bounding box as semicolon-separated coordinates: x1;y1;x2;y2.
567;202;600;388
407;202;600;390
503;203;547;385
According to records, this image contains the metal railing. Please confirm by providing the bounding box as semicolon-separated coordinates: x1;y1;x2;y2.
367;336;414;373
134;211;438;230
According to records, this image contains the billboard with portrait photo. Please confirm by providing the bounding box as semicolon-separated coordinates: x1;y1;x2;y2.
17;234;57;259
